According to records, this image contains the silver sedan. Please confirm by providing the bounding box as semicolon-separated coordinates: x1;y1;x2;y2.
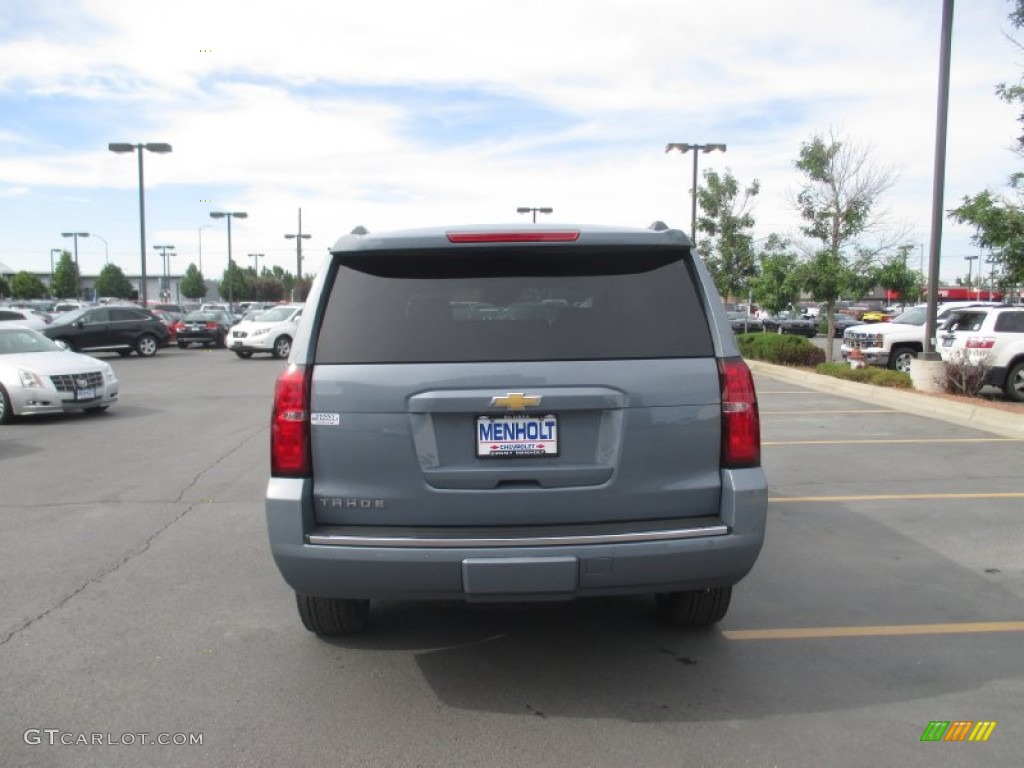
0;326;119;424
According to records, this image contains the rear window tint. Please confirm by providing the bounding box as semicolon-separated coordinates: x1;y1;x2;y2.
314;245;713;363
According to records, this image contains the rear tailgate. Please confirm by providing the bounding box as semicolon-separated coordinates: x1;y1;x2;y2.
308;239;722;530
310;359;721;527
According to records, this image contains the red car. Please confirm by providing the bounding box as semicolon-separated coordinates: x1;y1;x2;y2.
152;310;185;344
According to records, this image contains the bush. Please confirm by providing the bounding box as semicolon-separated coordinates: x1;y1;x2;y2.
816;362;913;388
942;350;993;395
737;333;825;367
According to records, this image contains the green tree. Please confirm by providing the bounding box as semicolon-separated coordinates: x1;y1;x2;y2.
94;263;134;299
877;245;925;306
948;2;1024;297
750;235;801;315
10;271;48;300
293;275;314;302
792;129;897;358
51;252;80;299
250;275;287;302
0;274;10;299
695;169;760;301
180;263;207;301
219;261;250;303
948;190;1024;295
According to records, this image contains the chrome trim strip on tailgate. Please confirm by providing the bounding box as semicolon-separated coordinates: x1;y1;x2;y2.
307;523;729;548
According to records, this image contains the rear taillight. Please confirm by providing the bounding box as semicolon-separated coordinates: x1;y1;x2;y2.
718;358;761;469
205;322;218;329
965;337;996;350
271;364;311;477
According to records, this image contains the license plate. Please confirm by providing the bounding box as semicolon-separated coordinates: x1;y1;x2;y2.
76;387;95;400
476;414;559;458
942;337;954;347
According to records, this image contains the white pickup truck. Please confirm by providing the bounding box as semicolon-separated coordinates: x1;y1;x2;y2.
840;302;1001;372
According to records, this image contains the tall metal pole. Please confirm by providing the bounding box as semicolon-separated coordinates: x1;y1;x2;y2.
226;215;234;308
138;148;148;305
924;0;955;357
665;143;726;244
285;208;311;301
964;255;978;300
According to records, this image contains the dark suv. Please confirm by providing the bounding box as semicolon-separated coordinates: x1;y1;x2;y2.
42;306;170;357
266;222;767;635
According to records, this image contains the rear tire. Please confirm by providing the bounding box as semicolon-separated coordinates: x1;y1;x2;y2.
234;350;254;359
655;586;732;627
135;334;158;357
272;335;292;360
1004;360;1024;402
295;594;370;636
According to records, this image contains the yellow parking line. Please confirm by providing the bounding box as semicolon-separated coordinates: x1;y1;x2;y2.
769;492;1024;503
764;438;1021;445
761;410;894;415
724;621;1024;641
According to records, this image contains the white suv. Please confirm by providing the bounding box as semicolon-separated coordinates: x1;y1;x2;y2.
936;306;1024;401
841;302;1001;372
228;303;302;359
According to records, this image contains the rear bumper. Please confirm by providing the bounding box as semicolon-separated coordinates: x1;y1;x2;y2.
265;469;767;601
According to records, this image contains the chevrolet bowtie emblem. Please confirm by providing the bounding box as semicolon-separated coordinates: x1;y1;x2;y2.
489;392;542;410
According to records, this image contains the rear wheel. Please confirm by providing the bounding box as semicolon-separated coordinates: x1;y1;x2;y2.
655;586;732;627
888;345;917;373
272;335;292;360
0;384;14;424
177;342;189;349
1004;361;1024;402
234;350;254;359
296;594;369;636
135;334;158;357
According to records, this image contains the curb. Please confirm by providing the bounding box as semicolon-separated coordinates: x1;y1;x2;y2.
746;360;1024;440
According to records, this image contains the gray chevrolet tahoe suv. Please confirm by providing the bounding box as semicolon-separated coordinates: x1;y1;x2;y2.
266;222;767;635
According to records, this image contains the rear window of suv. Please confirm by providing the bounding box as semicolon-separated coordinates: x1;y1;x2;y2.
314;245;713;363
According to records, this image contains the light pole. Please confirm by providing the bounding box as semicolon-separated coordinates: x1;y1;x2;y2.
964;255;978;300
210;211;247;307
108;142;173;305
985;255;998;301
49;248;61;294
198;225;212;274
665;142;727;242
284;208;311;301
60;232;89;269
516;206;553;223
248;253;264;274
154;245;175;301
90;233;109;265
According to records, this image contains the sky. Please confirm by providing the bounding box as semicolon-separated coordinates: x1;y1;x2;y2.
0;0;1022;286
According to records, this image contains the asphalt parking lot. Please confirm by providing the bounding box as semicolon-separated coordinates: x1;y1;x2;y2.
1;348;1022;767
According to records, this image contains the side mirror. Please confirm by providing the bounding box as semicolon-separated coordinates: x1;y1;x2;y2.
75;320;85;328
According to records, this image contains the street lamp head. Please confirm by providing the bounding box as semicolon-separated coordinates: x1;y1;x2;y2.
108;143;136;153
285;234;311;240
210;212;225;219
144;143;172;153
665;143;692;153
702;143;727;153
538;207;554;214
232;211;248;219
62;232;90;238
153;244;175;250
516;207;531;213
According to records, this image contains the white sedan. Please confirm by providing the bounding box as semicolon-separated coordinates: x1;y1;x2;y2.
0;326;119;424
0;307;53;331
228;303;303;359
